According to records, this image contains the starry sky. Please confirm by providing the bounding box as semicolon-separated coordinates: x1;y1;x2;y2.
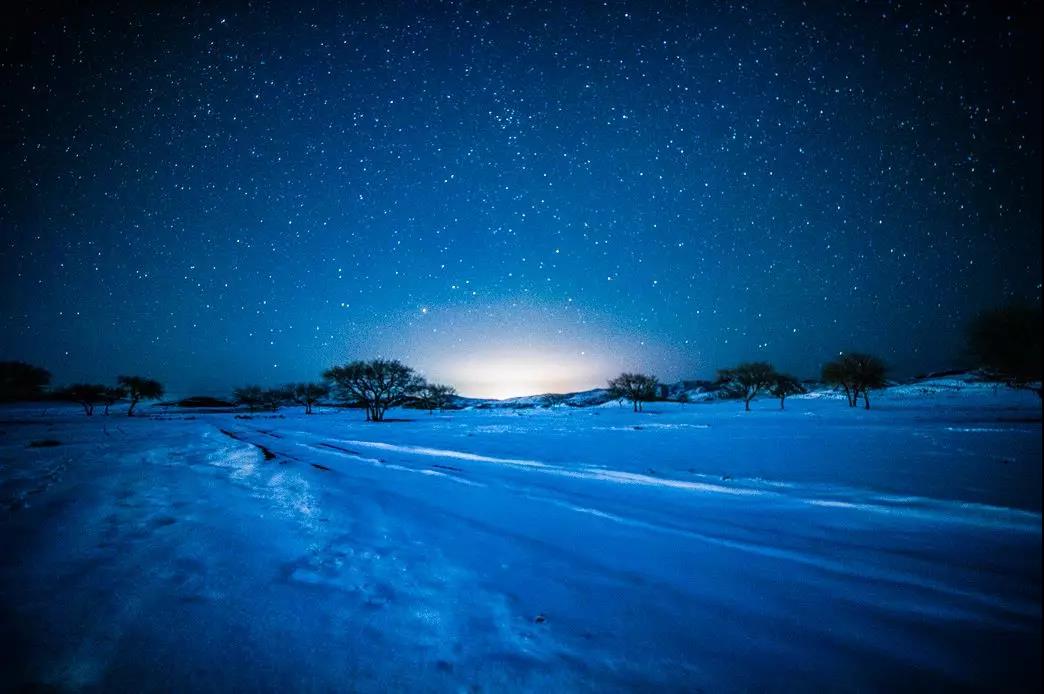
2;1;1041;398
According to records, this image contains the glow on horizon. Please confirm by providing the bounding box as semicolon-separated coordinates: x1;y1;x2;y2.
431;351;608;400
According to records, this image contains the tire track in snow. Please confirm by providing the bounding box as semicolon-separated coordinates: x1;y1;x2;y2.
314;436;1042;533
205;429;324;532
224;427;1041;629
524;493;1041;625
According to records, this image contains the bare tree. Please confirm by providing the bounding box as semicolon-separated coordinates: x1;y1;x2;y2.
821;353;887;409
324;359;424;422
769;373;804;410
821;360;857;407
233;385;266;413
607;373;659;412
416;383;457;414
117;376;164;416
261;387;290;411
100;386;125;415
285;382;330;414
53;384;109;416
717;362;778;411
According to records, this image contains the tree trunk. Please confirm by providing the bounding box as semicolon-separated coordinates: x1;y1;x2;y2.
745;398;751;411
779;397;785;410
633;400;638;412
128;398;137;416
864;391;871;410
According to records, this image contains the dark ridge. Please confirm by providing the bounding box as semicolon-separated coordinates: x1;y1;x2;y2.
311;463;332;472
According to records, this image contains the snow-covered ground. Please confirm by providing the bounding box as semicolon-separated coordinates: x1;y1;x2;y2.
1;384;1040;691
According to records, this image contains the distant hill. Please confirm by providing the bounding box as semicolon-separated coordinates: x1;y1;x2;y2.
451;370;1022;410
157;396;237;409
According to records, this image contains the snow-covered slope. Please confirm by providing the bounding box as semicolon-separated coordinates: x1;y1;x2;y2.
453;387;615;409
0;388;1040;690
457;371;1034;409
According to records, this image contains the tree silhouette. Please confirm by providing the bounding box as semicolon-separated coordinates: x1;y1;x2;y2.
285;382;330;414
100;386;125;415
117;376;164;416
0;361;51;402
233;385;266;413
261;387;289;411
966;303;1042;397
821;353;887;409
717;362;778;411
324;359;424;422
416;383;456;414
769;373;804;410
54;384;109;416
607;373;659;412
821;360;856;406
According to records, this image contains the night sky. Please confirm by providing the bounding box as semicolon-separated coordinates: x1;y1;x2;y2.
2;2;1040;398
